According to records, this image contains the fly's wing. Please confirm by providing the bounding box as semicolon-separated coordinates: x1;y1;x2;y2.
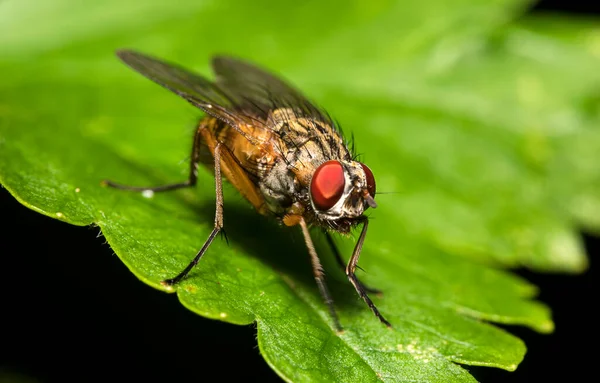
211;56;336;128
116;50;265;143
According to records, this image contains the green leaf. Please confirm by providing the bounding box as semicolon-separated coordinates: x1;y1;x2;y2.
3;0;597;381
513;13;600;233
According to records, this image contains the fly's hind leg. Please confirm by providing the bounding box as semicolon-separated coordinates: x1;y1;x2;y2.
102;122;206;193
160;138;267;286
324;231;382;295
161;142;226;286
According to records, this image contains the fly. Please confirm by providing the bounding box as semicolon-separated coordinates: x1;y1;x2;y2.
103;49;390;331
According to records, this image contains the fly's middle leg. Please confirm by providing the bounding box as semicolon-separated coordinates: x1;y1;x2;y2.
299;218;342;332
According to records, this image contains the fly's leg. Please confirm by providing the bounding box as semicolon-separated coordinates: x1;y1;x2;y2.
161;142;226;286
101;123;205;192
347;218;391;328
299;218;342;332
324;231;382;295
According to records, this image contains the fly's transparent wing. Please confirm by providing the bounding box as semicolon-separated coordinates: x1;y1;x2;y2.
116;50;261;130
212;56;335;127
117;50;338;144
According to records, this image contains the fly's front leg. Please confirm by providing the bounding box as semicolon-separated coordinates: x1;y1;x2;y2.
324;231;382;295
347;218;391;328
161;142;226;286
102;122;205;193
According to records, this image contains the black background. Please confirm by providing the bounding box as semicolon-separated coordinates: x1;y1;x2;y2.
1;2;597;382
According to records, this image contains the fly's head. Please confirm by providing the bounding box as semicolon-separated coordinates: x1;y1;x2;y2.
309;160;376;223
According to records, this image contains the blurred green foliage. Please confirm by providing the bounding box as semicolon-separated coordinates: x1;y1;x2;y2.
1;0;598;381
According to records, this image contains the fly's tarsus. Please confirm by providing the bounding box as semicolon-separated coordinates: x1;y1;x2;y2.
346;219;391;328
324;231;383;296
101;179;193;192
161;226;220;286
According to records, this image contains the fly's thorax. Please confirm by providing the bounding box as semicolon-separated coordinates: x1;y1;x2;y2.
268;108;351;184
309;160;377;222
256;108;362;221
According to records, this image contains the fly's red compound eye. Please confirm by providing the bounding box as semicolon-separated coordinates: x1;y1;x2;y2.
310;160;345;211
360;163;376;198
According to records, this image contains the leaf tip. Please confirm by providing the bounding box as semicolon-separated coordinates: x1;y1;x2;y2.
537;319;555;334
